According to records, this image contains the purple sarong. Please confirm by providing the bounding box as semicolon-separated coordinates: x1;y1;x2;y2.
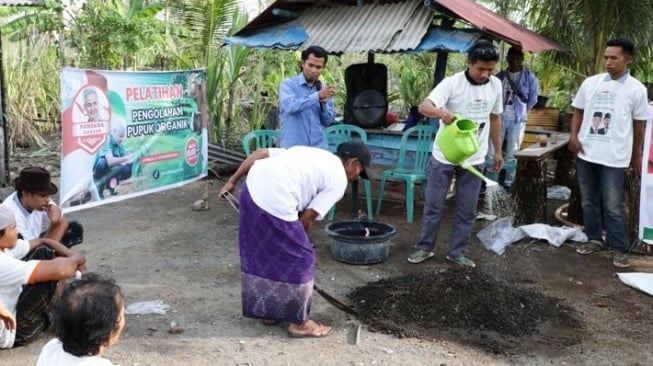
238;183;314;323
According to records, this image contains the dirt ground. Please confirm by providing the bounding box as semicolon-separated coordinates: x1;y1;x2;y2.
2;158;653;365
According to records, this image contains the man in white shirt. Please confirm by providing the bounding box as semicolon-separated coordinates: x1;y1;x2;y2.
2;167;83;249
408;40;504;268
570;37;649;268
0;205;86;348
218;141;371;338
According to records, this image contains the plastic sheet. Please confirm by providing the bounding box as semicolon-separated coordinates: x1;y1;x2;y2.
617;273;653;297
125;300;171;315
477;218;588;255
547;185;571;200
476;217;526;255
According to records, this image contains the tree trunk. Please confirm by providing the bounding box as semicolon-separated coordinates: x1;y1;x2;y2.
513;159;547;226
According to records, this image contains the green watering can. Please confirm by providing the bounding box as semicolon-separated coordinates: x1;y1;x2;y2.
436;116;498;187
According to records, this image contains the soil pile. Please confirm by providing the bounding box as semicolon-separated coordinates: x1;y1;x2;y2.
348;268;584;353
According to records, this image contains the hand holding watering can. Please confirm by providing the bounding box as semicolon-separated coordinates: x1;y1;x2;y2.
437;115;500;187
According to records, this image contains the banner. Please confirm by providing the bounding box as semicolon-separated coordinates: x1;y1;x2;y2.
60;67;208;212
639;106;653;244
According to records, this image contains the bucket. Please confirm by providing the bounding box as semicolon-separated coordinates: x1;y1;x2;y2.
436;117;479;164
325;220;397;265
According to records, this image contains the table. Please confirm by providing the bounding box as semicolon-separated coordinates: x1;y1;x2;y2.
513;133;571;224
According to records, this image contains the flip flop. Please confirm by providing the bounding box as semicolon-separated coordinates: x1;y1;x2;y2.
287;322;333;338
407;250;435;264
576;241;605;255
261;319;278;326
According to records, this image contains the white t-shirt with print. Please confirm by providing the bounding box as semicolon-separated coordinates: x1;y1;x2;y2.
0;251;39;348
572;72;649;168
427;71;503;166
246;146;348;221
37;338;117;366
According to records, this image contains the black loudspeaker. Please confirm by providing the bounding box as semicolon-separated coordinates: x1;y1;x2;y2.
344;63;388;128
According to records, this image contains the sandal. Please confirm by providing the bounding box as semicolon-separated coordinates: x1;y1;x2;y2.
612;253;630;268
287;321;333;338
261;319;278;326
576;240;606;255
446;255;476;268
407;250;434;264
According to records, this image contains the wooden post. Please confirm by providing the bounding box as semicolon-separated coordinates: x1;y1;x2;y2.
513;159;547;225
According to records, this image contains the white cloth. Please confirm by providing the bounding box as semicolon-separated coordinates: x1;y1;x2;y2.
246;146;348;221
427;71;503;165
0;251;39;348
37;338;116;366
1;192;50;240
572;72;649;168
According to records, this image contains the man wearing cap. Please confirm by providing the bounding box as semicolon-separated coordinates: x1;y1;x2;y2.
2;167;83;248
0;205;86;348
217;141;370;338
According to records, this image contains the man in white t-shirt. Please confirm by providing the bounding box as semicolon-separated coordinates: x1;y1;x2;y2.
570;37;649;268
407;40;504;268
2;167;84;249
0;205;86;348
217;141;370;338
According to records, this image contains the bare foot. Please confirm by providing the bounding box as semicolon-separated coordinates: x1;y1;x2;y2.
287;319;333;338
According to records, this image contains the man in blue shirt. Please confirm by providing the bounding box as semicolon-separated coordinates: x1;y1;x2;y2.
279;45;336;149
488;46;539;192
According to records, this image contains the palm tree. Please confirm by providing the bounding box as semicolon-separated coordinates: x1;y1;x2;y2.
525;0;653;81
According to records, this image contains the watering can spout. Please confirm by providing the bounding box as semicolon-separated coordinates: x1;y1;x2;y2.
461;161;498;187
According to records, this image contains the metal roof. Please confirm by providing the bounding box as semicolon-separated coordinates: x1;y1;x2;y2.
431;0;563;52
0;0;45;5
298;1;431;53
230;0;563;54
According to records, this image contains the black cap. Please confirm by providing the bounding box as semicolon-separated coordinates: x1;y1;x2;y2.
337;140;371;179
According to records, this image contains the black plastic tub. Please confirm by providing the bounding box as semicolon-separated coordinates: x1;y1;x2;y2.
325;220;397;265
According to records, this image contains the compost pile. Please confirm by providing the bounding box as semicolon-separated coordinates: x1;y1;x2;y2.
348;268;582;351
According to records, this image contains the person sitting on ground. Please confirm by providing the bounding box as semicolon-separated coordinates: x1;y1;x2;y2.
93;117;134;199
37;273;125;366
0;205;86;348
2;167;84;249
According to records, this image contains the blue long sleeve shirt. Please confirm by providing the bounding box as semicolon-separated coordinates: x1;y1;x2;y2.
279;73;336;149
496;67;539;123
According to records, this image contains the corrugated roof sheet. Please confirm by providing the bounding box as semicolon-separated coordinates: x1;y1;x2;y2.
298;1;432;53
0;0;45;5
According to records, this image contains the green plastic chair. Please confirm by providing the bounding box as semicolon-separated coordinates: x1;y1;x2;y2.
241;130;280;156
325;124;374;220
375;125;435;223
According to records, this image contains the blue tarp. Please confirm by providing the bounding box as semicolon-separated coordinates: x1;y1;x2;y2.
224;21;481;54
224;22;307;50
408;28;482;53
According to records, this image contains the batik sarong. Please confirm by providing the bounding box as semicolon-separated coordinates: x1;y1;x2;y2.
238;183;314;324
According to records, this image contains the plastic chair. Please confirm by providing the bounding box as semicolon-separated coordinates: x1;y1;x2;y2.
241;130;280;156
375;125;435;223
325;124;374;220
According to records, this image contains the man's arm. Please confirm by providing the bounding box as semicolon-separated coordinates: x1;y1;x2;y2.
526;72;540;110
631;119;646;176
418;99;455;124
320;98;336;127
569;108;585;155
28;238;72;258
0;303;15;332
217;148;271;199
489;113;504;171
43;203;68;242
30;254;86;283
103;152;134;167
279;79;321;116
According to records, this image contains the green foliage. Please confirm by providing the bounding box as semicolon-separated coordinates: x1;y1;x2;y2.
66;0;169;69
